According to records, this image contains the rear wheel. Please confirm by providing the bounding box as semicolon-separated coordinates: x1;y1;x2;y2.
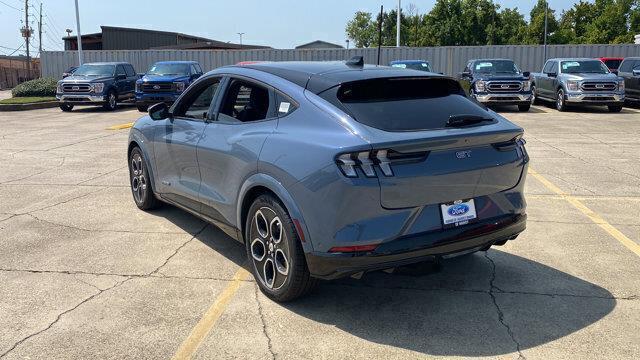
103;90;118;111
518;104;531;112
556;89;567;112
128;147;161;210
59;104;73;112
608;105;623;113
246;194;317;302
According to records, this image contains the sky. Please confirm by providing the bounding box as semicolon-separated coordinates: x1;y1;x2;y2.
0;0;576;57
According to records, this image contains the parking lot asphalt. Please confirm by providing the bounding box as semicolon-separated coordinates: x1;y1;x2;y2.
0;104;639;359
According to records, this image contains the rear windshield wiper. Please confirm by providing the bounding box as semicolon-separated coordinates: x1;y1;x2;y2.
446;114;493;128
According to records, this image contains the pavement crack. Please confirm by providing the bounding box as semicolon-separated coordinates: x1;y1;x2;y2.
485;252;526;360
0;277;132;359
254;284;276;360
149;224;209;276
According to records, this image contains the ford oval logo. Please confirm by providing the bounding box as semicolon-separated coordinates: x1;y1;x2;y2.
72;86;79;90
448;204;470;216
153;85;160;90
501;84;510;88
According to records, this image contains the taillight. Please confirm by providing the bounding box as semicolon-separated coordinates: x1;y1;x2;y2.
337;149;426;178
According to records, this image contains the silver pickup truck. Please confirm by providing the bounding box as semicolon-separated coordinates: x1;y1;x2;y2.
531;58;625;112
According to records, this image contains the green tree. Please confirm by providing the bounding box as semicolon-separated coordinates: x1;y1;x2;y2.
583;0;635;43
345;11;376;47
497;8;527;44
526;0;561;44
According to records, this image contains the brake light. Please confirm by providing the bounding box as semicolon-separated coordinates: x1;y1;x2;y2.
336;149;427;178
328;244;378;253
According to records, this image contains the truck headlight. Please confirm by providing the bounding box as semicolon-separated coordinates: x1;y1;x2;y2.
174;82;186;93
566;80;579;91
475;81;486;92
56;83;63;93
522;80;531;91
135;82;140;93
618;80;625;91
92;83;104;94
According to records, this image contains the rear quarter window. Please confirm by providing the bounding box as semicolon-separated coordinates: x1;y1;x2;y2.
320;77;491;132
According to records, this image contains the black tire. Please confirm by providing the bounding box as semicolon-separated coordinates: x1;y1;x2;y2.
531;85;540;105
103;90;118;111
59;103;73;112
608;105;623;113
136;104;148;112
245;194;317;302
518;104;531;112
556;88;567;112
128;147;161;210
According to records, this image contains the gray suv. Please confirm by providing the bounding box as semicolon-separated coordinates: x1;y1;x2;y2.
532;58;625;112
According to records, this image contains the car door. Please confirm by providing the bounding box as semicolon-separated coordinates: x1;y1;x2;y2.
153;76;223;212
124;64;137;98
197;76;279;227
115;65;128;99
622;60;640;100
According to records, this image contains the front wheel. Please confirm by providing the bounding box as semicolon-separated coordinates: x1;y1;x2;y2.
59;103;73;112
103;90;118;111
531;85;539;105
128;147;161;210
556;89;567;112
518;104;531;112
246;194;317;302
608;105;623;113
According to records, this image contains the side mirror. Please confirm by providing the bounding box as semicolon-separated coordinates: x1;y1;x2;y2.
522;71;531;78
148;102;170;120
632;69;640;77
462;71;471;78
547;72;557;78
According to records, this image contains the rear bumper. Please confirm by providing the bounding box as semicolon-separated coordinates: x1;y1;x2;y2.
565;92;624;105
475;93;532;105
306;213;526;279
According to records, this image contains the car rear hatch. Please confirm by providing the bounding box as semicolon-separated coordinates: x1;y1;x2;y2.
324;76;527;209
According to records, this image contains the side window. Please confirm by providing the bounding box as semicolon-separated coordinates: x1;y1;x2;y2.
174;77;221;120
549;62;558;74
464;62;471;73
124;64;136;77
218;79;274;122
632;60;640;71
196;64;203;73
542;61;552;74
619;60;630;73
275;92;298;117
190;64;198;75
116;65;126;76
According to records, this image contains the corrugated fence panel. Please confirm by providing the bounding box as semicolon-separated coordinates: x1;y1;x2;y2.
41;44;640;79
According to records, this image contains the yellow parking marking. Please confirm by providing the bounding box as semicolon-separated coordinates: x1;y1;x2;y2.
172;268;251;360
528;168;640;257
106;122;133;130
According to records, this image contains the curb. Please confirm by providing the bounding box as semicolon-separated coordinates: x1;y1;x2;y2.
0;101;59;112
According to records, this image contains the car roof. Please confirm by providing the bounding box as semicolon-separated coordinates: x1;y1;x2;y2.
238;61;444;94
598;57;624;60
390;60;429;64
469;58;514;62
82;62;130;65
153;61;198;64
548;58;602;62
622;57;640;60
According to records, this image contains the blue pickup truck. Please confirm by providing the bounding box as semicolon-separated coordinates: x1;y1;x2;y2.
458;59;532;112
135;61;203;112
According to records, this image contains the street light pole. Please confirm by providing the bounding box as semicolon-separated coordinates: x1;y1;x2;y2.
74;0;83;65
237;32;244;49
543;0;548;65
396;0;401;47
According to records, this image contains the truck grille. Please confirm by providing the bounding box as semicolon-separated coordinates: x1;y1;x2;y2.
487;81;522;93
141;83;174;93
62;83;91;93
581;82;617;92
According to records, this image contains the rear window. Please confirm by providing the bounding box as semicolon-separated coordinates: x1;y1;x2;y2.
603;59;622;70
321;77;491;132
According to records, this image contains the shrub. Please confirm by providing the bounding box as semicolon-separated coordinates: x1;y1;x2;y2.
11;77;58;97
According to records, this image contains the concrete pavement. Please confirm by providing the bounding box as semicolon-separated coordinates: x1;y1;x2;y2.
0;104;638;359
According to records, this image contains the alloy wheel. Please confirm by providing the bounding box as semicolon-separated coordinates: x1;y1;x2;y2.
556;90;564;111
109;93;117;109
130;153;147;204
250;207;290;290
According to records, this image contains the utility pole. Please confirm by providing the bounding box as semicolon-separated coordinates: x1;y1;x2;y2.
237;32;244;48
396;0;401;47
74;0;83;65
377;5;383;65
345;39;349;50
22;0;31;77
543;0;548;65
38;2;43;54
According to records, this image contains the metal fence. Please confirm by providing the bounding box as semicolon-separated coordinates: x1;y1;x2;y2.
41;44;640;79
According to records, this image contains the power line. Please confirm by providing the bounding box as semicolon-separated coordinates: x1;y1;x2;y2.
0;0;22;11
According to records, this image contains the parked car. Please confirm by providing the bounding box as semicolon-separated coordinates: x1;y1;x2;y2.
127;60;528;301
531;58;625;112
458;59;532;112
597;57;624;74
135;61;203;112
56;62;138;111
617;57;640;104
389;60;433;72
62;66;78;78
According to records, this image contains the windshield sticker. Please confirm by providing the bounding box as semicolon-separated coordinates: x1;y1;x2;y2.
562;62;580;69
278;102;291;114
476;62;493;69
391;64;406;68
